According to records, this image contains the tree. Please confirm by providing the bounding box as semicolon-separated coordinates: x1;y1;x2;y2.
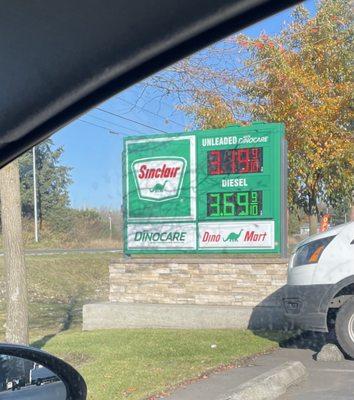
235;1;353;234
19;139;72;228
146;0;354;234
0;160;29;345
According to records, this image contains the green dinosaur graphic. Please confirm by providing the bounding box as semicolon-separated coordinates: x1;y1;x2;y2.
150;180;168;193
223;230;244;242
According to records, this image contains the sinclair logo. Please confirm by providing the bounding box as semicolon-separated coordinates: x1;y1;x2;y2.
131;157;187;201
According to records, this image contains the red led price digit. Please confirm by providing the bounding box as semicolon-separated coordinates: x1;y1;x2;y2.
209;150;223;175
249;148;261;172
237;149;250;173
231;149;237;174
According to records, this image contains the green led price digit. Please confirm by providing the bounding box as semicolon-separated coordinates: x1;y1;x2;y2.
236;192;249;216
223;193;235;216
207;191;262;217
251;191;258;202
250;204;259;215
209;193;221;216
250;191;259;216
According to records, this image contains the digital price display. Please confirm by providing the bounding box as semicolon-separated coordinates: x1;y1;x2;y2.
208;148;263;175
124;123;287;255
196;123;287;255
207;191;262;217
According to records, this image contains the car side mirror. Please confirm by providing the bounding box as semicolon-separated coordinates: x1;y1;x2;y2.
0;344;87;399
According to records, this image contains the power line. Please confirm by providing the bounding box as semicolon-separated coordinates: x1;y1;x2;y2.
96;107;167;133
116;97;185;128
88;114;139;134
79;119;126;135
79;118;159;138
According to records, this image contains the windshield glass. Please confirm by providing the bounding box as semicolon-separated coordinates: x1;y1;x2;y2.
0;1;353;399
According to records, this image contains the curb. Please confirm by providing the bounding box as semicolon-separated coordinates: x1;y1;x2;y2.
220;361;307;400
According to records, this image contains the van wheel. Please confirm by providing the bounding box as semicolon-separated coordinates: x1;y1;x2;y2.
335;297;354;359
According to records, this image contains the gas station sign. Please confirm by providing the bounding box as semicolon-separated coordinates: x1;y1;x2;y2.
123;123;287;255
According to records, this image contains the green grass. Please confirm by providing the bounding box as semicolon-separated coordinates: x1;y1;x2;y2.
42;328;280;400
0;253;111;339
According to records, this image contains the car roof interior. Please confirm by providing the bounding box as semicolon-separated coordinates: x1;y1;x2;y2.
0;0;301;168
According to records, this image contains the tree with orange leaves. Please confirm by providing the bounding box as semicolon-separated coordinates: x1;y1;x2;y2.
146;0;353;234
234;2;353;233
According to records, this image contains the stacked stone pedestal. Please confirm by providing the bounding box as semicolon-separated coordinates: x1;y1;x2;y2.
83;257;289;330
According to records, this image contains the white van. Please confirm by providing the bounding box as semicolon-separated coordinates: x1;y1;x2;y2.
283;222;354;357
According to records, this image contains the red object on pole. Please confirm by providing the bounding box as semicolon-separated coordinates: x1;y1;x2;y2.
320;214;331;232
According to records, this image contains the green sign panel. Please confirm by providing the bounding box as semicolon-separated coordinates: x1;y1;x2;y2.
123;123;287;255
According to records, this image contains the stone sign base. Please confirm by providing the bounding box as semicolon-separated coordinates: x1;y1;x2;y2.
83;257;289;331
83;302;287;331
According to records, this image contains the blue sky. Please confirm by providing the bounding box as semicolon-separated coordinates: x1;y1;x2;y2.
53;1;316;210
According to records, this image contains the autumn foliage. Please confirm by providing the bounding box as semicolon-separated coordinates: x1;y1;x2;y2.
148;0;353;231
235;1;353;227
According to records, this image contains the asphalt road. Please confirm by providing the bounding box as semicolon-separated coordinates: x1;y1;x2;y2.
278;350;354;400
0;248;122;257
166;333;354;400
0;382;66;399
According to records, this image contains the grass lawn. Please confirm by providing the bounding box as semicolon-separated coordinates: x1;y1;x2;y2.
0;253;111;339
42;328;280;400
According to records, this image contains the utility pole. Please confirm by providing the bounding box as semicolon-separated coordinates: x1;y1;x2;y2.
109;215;112;240
0;160;29;345
32;146;39;242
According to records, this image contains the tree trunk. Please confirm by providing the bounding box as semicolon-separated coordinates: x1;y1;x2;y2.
350;191;354;222
0;160;29;345
309;214;318;236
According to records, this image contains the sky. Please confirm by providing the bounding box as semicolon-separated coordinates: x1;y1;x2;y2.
53;0;316;210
